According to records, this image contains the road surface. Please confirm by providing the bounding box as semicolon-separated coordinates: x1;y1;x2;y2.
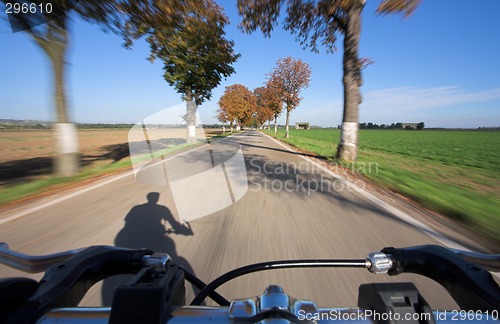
0;130;487;309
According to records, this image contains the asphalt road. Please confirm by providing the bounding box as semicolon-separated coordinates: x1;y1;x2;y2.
0;130;488;309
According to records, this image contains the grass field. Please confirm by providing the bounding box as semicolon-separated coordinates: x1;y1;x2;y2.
268;128;500;245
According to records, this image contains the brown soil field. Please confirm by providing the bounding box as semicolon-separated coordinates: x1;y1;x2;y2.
0;129;129;163
0;128;222;186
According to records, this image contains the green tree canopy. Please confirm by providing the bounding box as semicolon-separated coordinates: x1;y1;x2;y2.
122;0;240;143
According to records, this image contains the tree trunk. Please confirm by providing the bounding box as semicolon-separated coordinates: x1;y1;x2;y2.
267;119;271;131
37;24;79;176
185;90;197;144
274;115;278;134
285;107;291;138
336;0;364;162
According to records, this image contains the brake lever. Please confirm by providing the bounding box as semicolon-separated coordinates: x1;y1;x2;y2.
448;248;500;272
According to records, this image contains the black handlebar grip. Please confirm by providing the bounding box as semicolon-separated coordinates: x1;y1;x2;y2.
382;245;500;311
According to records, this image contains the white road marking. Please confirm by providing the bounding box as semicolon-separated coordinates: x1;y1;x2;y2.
0;171;133;226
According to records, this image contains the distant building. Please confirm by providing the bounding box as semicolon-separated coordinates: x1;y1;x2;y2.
402;123;419;130
295;122;310;130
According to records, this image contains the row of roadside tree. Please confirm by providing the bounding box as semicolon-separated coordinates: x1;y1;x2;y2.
216;56;311;139
2;0;420;176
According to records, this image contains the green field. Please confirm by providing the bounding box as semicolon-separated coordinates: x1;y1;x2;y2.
269;128;500;245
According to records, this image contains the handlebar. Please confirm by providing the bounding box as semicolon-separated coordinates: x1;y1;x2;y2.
0;242;85;273
0;243;499;323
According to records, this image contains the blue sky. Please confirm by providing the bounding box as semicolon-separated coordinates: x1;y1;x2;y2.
1;1;499;128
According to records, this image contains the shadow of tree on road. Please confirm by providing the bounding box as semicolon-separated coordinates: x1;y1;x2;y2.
100;192;195;306
241;151;483;252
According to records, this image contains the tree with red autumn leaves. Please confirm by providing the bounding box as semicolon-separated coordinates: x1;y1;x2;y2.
254;87;276;130
218;84;257;129
261;78;284;134
268;57;311;138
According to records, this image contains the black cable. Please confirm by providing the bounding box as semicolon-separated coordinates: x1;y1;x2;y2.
181;267;229;306
190;259;368;306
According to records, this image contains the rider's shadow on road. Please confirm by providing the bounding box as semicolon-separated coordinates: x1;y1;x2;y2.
101;192;195;306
